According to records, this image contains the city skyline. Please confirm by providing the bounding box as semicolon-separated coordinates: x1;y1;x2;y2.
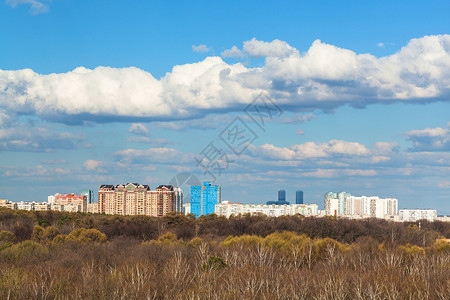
0;1;449;214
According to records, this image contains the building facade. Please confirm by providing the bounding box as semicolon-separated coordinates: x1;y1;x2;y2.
215;201;318;218
98;183;178;217
191;181;221;217
399;209;437;222
267;189;290;205
81;190;95;204
278;190;286;202
174;187;183;213
0;199;17;210
56;193;87;212
325;192;398;219
296;190;304;204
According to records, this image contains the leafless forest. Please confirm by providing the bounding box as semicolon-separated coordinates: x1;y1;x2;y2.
0;208;449;299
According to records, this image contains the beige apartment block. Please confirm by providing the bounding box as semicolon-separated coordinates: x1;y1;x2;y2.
86;203;99;214
34;203;50;211
98;183;176;217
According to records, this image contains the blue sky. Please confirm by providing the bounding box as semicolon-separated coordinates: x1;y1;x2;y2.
0;0;449;214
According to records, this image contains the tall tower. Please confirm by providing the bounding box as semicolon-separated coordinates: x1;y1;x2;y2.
190;181;221;217
174;187;183;212
81;190;95;204
296;190;303;204
278;190;286;202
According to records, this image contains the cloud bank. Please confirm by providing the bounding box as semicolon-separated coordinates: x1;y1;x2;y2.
1;35;450;126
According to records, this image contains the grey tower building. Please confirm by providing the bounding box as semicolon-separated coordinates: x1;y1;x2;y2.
296;190;304;204
278;189;286;202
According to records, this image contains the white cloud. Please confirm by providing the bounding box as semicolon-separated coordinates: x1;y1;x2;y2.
249;139;371;161
249;144;296;160
377;42;385;48
6;0;49;15
372;142;399;154
192;44;211;53
243;38;298;57
406;124;450;151
221;46;243;58
292;140;371;158
128;123;149;136
1;35;450;125
83;160;104;171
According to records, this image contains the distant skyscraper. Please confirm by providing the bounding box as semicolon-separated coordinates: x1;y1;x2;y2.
296;190;303;204
267;189;289;205
278;190;286;202
191;181;221;217
174;187;183;213
81;190;95;204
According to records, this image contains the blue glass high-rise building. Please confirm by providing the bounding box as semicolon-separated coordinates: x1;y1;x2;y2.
81;189;95;204
296;190;303;204
278;190;286;202
190;181;221;217
267;189;289;205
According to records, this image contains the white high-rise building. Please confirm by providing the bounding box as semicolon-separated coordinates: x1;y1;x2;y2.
325;192;398;219
174;187;183;212
47;193;60;204
183;202;191;215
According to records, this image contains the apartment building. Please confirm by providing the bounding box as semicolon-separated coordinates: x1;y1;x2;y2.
325;192;398;219
215;201;318;218
98;183;179;217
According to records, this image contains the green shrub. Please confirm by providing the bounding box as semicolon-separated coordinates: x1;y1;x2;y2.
67;228;107;243
0;231;15;250
202;256;228;270
31;225;45;242
1;240;49;262
52;234;67;245
187;237;204;248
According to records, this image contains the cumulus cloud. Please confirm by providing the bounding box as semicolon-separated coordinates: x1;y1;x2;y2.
221;46;243;58
128;123;149;136
1;35;450;125
406;124;450;151
192;44;211;53
249;139;371;160
243;38;298;57
83;160;104;171
372;142;399;154
5;0;49;15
